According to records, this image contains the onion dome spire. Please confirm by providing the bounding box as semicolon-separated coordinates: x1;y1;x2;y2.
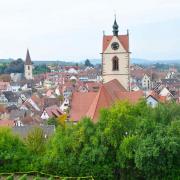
112;16;119;36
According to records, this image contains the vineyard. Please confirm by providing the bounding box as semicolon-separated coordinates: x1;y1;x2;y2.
0;172;94;180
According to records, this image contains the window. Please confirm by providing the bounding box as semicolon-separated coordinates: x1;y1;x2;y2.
28;66;30;70
112;56;119;71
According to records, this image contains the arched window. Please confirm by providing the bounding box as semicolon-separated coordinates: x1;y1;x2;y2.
112;56;119;71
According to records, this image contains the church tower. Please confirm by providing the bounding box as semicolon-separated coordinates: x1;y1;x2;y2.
101;18;130;91
24;49;33;80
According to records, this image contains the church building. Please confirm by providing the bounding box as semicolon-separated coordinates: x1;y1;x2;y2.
101;18;130;91
24;49;33;80
69;19;144;122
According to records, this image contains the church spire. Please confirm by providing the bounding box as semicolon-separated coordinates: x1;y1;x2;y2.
112;16;119;36
25;49;32;65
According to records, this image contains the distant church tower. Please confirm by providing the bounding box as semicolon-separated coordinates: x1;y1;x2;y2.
24;49;33;80
101;18;130;91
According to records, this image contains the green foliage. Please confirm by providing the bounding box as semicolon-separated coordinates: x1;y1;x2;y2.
4;58;24;74
0;102;180;179
0;128;29;172
0;63;8;74
47;117;59;127
18;174;27;180
25;127;46;155
6;174;14;180
33;64;51;75
33;176;41;180
48;176;54;180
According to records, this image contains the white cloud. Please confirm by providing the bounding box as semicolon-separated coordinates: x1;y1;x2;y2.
0;0;179;60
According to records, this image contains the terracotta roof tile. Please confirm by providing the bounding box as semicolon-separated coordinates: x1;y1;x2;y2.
70;92;97;122
103;35;129;52
86;85;113;122
115;90;144;103
147;90;167;103
45;105;63;118
70;79;139;122
0;120;15;127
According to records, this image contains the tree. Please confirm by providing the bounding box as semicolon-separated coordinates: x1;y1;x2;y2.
84;59;93;67
25;127;46;155
0;127;29;172
33;64;51;75
0;101;179;179
4;58;24;74
47;115;67;127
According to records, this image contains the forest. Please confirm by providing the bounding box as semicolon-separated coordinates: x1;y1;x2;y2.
0;101;179;180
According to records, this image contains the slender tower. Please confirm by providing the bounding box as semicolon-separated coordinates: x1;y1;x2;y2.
24;49;33;80
101;18;130;91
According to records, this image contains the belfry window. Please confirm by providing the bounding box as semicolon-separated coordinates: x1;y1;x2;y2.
112;56;119;71
28;66;30;70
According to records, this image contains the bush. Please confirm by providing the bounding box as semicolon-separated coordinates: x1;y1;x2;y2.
6;175;13;180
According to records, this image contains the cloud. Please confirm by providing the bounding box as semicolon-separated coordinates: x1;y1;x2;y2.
0;0;179;60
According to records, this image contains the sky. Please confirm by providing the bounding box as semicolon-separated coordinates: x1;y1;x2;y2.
0;0;180;61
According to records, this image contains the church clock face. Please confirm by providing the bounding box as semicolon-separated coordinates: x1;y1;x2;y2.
111;42;119;50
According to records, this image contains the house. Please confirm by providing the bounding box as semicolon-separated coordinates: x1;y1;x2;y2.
60;98;69;112
0;93;8;104
159;87;173;100
0;81;10;92
0;105;9;120
66;67;78;74
146;91;166;107
55;86;61;96
10;73;23;82
46;89;56;98
3;91;21;106
70;76;77;81
146;95;159;108
41;105;63;120
43;97;60;108
141;74;151;90
43;80;54;88
8;83;21;92
20;96;41;113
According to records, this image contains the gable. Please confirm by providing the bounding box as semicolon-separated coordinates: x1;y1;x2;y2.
103;35;129;53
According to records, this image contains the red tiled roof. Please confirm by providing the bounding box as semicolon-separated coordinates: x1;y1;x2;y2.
0;105;6;113
45;105;63;118
70;79;142;122
0;120;15;127
102;35;129;52
115;90;144;103
147;90;166;103
70;92;97;122
86;85;113;122
31;95;43;106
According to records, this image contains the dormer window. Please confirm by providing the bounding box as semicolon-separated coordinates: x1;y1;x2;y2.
112;56;119;71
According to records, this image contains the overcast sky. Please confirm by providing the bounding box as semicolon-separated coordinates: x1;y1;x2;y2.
0;0;180;61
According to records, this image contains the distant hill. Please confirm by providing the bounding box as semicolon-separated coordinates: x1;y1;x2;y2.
0;59;13;63
132;58;180;65
32;60;76;66
0;58;179;66
33;59;101;66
